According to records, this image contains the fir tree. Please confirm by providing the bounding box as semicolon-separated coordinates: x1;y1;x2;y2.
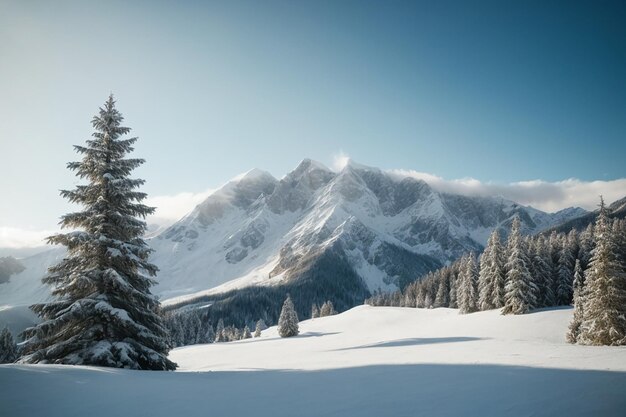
215;319;225;342
434;271;449;308
533;237;555;307
278;295;299;338
311;303;320;318
458;255;478;314
448;268;458;308
579;224;595;270
478;230;504;310
579;199;626;346
0;327;18;364
19;96;175;370
567;259;586;343
320;301;336;317
556;238;575;305
548;232;562;303
254;319;266;338
502;216;538;315
242;325;252;339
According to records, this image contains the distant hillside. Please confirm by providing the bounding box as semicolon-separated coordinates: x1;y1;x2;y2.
544;196;626;234
0;257;25;284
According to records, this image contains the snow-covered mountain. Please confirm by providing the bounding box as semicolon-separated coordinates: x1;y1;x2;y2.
0;159;588;314
149;159;586;305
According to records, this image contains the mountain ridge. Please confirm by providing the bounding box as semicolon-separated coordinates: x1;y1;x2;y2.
0;159;592;317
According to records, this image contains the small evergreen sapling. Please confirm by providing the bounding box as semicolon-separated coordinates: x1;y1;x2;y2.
243;326;252;339
278;296;299;338
311;303;320;318
254;319;267;338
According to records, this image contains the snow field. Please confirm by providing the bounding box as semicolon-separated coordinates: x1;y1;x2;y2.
1;306;625;417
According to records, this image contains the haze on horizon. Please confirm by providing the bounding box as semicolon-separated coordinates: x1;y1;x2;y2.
1;0;625;247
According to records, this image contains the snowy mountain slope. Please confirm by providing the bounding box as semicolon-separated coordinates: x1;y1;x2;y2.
0;159;588;312
0;247;64;307
546;195;626;234
1;306;625;417
151;159;587;306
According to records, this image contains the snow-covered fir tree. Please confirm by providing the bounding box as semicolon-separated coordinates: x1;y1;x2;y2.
502;216;538;315
579;199;626;346
242;325;252;339
532;237;555;307
19;95;175;370
556;237;575;305
278;296;299;338
0;327;18;364
448;269;458;308
579;224;595;270
215;319;225;342
458;254;478;314
254;319;266;338
320;300;336;317
311;303;320;318
548;231;562;304
434;271;450;308
567;259;586;343
478;230;505;310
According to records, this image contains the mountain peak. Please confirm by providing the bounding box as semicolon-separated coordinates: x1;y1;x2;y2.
232;168;275;183
341;158;379;173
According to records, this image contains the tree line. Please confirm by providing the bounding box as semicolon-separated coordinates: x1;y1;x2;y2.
366;201;626;346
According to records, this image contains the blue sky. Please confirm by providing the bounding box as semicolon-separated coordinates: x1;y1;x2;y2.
1;0;625;245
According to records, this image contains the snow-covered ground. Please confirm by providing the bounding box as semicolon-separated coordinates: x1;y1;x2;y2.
2;306;625;417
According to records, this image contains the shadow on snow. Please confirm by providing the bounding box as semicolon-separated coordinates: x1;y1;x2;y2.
1;363;625;417
332;336;485;350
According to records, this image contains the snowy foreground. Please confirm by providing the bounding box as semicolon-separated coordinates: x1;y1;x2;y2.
2;306;626;417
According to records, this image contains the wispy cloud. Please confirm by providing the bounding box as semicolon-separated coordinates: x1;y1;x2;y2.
388;169;626;212
0;227;55;249
0;188;216;249
145;188;215;226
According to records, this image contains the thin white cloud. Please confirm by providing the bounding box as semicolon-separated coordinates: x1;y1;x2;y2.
388;169;626;212
2;168;624;249
0;227;55;249
0;188;216;248
145;188;215;226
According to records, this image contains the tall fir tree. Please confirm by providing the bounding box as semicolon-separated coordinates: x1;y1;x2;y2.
567;259;586;343
0;327;18;364
556;237;575;305
19;96;175;370
478;230;505;310
458;254;478;314
533;237;555;307
502;216;538;315
548;231;562;303
434;271;450;308
579;199;626;346
448;269;458;309
578;224;595;270
278;295;299;338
